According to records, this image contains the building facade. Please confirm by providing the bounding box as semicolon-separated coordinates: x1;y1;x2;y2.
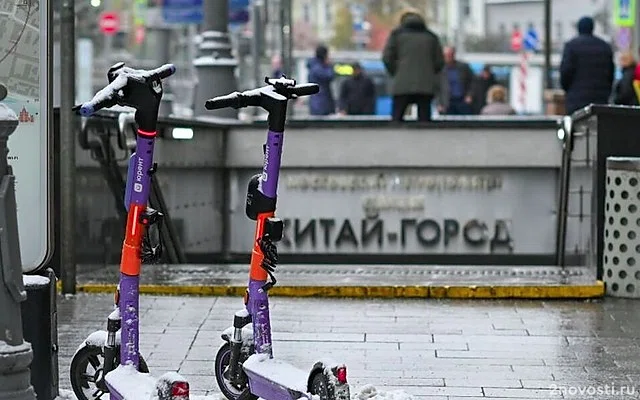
484;0;612;51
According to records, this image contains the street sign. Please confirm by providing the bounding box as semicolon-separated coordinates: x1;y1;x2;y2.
99;12;120;36
162;0;251;25
614;0;636;27
0;0;52;272
229;0;250;24
162;0;203;24
523;28;539;51
510;30;522;52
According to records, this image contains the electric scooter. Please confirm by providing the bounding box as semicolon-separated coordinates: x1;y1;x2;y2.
205;77;351;400
69;62;190;400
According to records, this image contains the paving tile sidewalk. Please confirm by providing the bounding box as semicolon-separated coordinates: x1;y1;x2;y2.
57;294;640;399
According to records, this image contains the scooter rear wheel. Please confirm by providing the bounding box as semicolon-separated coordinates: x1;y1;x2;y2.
310;371;344;400
214;343;257;400
70;344;149;400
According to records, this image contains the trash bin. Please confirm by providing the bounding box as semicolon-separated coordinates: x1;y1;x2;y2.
603;157;640;297
21;268;59;400
544;89;565;116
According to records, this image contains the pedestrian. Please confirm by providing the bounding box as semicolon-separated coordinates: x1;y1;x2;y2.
307;44;336;116
470;65;497;114
612;51;638;106
271;54;283;78
480;85;516;115
381;8;444;122
436;46;475;115
559;16;614;114
337;62;376;115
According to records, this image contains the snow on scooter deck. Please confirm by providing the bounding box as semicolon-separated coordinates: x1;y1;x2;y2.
105;364;158;400
243;353;309;394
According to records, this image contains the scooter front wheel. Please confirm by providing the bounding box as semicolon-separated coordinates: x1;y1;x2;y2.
70;344;149;400
214;342;257;400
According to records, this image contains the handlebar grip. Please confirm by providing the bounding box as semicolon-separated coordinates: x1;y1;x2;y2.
77;97;117;117
152;64;176;80
205;92;244;110
75;75;127;116
291;84;319;97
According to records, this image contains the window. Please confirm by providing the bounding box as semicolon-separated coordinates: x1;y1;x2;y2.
431;1;439;21
324;1;332;23
555;21;562;40
303;2;310;23
461;0;471;18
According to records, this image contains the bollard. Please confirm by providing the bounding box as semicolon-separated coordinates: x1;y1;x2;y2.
603;157;640;298
21;268;59;400
0;86;36;399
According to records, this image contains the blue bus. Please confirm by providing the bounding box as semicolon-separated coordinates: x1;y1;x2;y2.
293;50;562;116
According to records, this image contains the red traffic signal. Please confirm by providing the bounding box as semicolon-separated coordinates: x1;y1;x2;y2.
511;30;522;52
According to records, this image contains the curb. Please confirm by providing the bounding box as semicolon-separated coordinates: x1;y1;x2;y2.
56;281;605;299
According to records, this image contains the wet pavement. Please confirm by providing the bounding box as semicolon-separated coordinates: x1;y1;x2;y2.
56;293;640;399
76;264;599;287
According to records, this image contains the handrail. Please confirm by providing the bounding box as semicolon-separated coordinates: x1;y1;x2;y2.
555;116;574;267
55;107;561;131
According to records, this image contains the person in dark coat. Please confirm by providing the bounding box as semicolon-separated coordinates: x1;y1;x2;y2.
436;46;475;115
307;45;336;116
271;54;283;78
613;51;638;106
382;8;444;121
559;16;614;114
338;62;376;115
471;65;497;114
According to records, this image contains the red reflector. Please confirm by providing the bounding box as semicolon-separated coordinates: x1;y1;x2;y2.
336;367;347;384
143;219;148;224
171;381;189;397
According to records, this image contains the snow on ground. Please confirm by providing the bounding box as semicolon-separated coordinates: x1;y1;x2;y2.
56;389;77;400
56;386;413;400
352;385;413;400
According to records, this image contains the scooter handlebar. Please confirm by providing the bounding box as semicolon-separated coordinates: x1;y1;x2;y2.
148;64;176;80
74;63;176;117
204;82;319;111
289;83;319;97
74;75;127;117
205;92;245;110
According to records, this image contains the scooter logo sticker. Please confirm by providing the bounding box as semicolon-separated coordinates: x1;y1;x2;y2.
259;143;269;191
134;156;144;192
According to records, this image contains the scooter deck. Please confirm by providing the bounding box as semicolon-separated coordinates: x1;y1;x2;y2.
243;354;310;400
105;365;157;400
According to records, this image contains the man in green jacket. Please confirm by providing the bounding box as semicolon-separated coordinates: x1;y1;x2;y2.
382;9;444;122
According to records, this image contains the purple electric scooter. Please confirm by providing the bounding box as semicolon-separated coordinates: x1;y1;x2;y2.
206;77;351;400
70;62;189;400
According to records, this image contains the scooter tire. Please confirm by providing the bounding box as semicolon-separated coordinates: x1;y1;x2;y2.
310;371;347;400
70;344;149;400
214;342;257;400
